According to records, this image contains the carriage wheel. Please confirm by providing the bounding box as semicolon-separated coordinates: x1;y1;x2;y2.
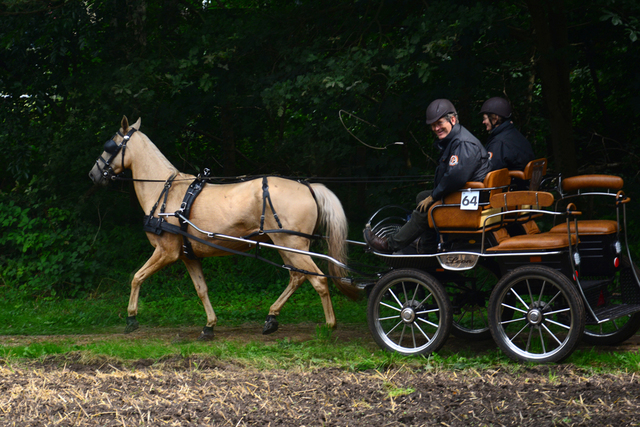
444;261;500;341
583;312;640;345
488;265;585;363
367;269;452;356
583;257;640;345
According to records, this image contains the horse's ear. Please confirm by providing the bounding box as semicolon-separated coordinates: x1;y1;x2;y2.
131;117;142;130
121;116;130;133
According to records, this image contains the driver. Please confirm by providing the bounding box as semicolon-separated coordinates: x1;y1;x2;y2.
364;99;491;254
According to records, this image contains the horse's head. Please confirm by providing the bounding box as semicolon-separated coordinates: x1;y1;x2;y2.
89;116;141;185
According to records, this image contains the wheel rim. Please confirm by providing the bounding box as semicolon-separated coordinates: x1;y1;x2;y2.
585;316;629;337
583;261;640;343
371;276;445;355
493;274;577;361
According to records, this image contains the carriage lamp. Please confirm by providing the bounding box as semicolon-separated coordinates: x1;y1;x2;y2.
573;251;581;266
615;240;622;254
614;257;620;268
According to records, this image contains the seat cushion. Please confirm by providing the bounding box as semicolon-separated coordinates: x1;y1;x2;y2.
486;232;577;252
549;220;617;235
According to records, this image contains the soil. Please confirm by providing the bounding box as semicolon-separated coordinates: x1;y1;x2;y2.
1;324;640;426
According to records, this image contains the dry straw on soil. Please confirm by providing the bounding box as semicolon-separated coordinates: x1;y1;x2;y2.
1;358;639;426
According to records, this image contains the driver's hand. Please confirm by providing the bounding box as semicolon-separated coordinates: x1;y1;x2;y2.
417;195;434;213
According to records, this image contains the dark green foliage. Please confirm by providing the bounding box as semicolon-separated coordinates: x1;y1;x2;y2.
0;197;99;298
1;0;640;302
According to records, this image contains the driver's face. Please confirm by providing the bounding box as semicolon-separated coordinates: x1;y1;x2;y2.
430;116;455;139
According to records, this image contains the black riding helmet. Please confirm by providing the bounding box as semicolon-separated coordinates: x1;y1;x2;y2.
480;97;512;119
426;99;457;124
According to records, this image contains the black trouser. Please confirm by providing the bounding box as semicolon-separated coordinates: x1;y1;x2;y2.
388;190;438;252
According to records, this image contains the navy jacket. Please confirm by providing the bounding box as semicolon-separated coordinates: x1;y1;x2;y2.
485;121;535;171
432;124;491;200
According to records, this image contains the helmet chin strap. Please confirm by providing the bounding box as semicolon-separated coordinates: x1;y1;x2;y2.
488;115;504;132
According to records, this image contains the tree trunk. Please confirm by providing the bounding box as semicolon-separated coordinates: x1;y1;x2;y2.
525;0;577;177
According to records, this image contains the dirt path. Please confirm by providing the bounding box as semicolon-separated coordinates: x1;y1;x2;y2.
1;325;640;426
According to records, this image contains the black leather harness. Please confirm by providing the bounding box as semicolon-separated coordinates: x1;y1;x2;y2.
143;175;319;260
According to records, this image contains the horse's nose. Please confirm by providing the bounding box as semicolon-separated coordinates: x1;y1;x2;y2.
89;169;102;184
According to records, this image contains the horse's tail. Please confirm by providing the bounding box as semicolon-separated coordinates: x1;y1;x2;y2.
310;183;360;300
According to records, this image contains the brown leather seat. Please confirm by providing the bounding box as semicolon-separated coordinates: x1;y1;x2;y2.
486;232;577;251
551;174;624;236
485;191;577;252
428;168;511;232
549;220;617;235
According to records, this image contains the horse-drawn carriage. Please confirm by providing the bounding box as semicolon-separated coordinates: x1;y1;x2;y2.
90;117;640;364
364;159;640;363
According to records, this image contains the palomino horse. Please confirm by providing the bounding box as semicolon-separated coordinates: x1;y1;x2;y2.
88;116;359;339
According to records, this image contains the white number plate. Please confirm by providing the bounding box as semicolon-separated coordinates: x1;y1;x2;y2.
460;190;480;210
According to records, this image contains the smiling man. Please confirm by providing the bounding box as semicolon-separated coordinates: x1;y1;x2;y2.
364;99;490;254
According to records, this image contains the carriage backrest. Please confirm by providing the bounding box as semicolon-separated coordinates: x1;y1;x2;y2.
509;158;547;191
560;174;624;193
490;191;555;210
483;168;512;198
428;168;511;232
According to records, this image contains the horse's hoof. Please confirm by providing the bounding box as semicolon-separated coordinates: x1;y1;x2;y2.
262;315;279;335
125;316;139;334
198;326;215;341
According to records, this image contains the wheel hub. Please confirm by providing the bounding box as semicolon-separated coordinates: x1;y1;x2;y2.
401;307;416;323
527;308;543;325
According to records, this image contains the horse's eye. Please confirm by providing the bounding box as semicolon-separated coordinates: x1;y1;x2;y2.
103;139;120;154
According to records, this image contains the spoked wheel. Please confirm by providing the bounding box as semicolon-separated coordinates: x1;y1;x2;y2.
583;312;640;345
583;256;640;345
443;261;500;341
488;265;585;363
367;269;452;356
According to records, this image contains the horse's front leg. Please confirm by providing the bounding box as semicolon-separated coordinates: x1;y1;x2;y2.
182;258;217;341
126;247;175;333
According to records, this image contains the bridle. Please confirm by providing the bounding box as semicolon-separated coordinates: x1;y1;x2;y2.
94;128;137;180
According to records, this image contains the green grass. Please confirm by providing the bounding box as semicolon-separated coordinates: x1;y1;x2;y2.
0;275;368;335
2;329;639;375
1;261;640;374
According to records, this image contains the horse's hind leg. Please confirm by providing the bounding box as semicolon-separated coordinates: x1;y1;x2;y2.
263;270;307;334
307;274;336;329
182;258;217;341
264;254;336;334
126;246;176;333
289;252;337;329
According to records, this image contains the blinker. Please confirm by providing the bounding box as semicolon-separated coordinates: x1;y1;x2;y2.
103;138;120;154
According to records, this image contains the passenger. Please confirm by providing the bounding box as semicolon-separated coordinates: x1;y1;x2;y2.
480;97;535;172
364;99;491;254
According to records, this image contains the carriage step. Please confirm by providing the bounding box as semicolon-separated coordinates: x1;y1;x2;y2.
587;304;640;324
